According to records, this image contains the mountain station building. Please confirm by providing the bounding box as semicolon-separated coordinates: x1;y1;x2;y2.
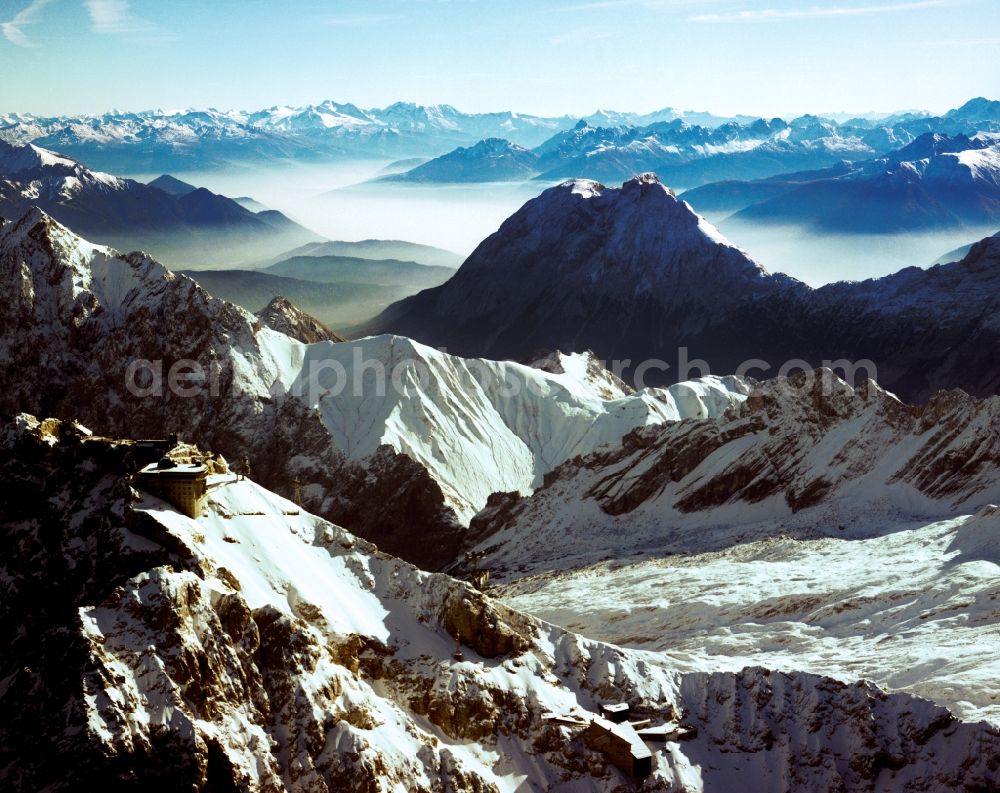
137;457;208;518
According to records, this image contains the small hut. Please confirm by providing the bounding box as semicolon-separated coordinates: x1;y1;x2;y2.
601;702;630;723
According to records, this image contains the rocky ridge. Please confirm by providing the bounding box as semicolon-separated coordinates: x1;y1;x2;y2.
3;415;999;792
467;369;1000;571
254;295;345;343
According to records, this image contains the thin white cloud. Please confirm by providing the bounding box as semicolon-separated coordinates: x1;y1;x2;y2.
1;0;55;47
83;0;155;34
691;0;951;22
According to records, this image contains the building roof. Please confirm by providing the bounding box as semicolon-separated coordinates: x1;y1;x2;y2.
139;461;207;476
588;716;652;760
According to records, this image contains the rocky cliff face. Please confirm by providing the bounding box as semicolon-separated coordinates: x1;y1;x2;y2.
3;416;998;792
365;175;1000;403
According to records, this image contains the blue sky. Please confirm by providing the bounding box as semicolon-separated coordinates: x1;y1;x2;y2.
1;0;997;117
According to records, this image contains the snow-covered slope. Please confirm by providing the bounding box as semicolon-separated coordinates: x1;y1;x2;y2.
282;335;750;521
0;139;125;191
502;507;1000;725
0;207;747;564
4;417;999;792
467;370;1000;574
464;371;1000;725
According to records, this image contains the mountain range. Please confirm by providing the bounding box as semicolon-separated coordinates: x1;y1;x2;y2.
681;132;1000;232
6;83;1000;793
182;243;459;328
0;206;749;566
365;173;1000;403
0;102;571;171
374;98;1000;188
0;141;320;266
382;138;540;183
3;96;998;177
263;238;464;269
181;259;454;329
4;189;1000;789
262;254;455;286
464;368;1000;724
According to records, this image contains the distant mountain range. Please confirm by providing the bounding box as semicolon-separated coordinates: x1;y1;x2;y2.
0;103;570;171
176;270;404;328
183;253;456;327
262;238;463;269
264;255;454;286
373;99;1000;188
0;141;320;265
364;173;1000;403
682;132;1000;232
382;138;539;183
2;97;997;177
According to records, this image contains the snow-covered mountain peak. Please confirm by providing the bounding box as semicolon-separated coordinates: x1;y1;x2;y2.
361;173;804;363
624;170;669;188
1;205;112;278
556;172;675;199
497;172;770;286
0;140;72;175
0;139;123;189
1;206;271;352
471;136;530;154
